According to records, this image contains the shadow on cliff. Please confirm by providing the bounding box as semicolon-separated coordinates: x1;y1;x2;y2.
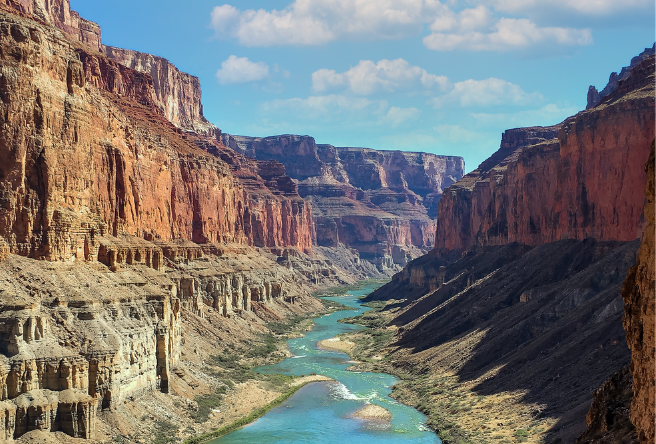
369;238;639;442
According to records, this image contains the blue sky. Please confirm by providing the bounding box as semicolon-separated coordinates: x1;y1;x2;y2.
72;0;654;172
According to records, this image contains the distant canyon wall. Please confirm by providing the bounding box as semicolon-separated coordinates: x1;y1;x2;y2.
223;134;464;269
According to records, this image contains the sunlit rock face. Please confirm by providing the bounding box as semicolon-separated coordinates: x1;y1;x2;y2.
222;134;464;272
434;55;654;255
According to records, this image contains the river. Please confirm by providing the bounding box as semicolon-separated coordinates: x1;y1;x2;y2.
210;284;441;444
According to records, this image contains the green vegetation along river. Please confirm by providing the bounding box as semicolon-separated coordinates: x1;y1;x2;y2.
211;283;441;444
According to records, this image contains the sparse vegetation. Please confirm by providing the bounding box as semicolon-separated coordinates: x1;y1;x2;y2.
183;381;316;444
152;420;179;444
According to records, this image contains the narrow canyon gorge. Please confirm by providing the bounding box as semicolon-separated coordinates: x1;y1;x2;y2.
0;1;652;444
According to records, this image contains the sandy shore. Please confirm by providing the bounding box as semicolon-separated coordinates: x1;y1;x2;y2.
352;403;393;422
210;375;333;425
317;336;356;354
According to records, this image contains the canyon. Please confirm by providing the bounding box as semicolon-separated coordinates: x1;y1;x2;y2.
223;134;464;271
358;51;655;443
0;0;652;443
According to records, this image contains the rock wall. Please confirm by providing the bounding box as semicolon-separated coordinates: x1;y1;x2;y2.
105;46;218;137
1;0;102;52
435;54;655;254
621;140;655;443
587;43;654;109
0;10;314;261
223;134;464;269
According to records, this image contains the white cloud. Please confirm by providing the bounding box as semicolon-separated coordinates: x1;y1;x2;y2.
487;0;652;17
215;55;270;84
384;106;421;126
431;78;543;107
211;0;451;46
424;17;592;51
261;94;420;128
312;58;451;95
262;95;388;119
210;0;597;52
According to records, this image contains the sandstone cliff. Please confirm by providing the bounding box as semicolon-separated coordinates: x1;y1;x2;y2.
0;8;316;260
435;54;654;254
223;134;464;271
360;51;655;444
621;140;655;443
105;46;218;137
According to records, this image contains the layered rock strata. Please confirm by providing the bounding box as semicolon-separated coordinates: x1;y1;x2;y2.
587;44;655;109
621;140;655;443
105;46;218;137
0;9;314;261
435;54;655;254
363;51;655;443
223;134;464;271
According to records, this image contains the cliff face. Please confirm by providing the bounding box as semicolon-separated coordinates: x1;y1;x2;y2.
223;134;464;270
621;141;655;443
435;54;655;254
0;10;314;259
587;44;655;109
1;0;102;51
105;46;218;137
363;51;655;443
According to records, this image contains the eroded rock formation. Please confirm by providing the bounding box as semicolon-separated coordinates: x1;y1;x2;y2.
105;46;218;137
363;51;655;443
587;44;655;109
435;55;654;254
621;140;655;443
223;134;464;271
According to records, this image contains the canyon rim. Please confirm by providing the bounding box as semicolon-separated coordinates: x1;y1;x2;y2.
0;1;653;444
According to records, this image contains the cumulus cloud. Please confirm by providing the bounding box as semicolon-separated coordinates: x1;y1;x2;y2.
424;16;592;51
262;95;388;119
430;78;543;107
261;94;420;128
312;58;450;95
211;0;452;46
384;106;422;126
215;55;269;84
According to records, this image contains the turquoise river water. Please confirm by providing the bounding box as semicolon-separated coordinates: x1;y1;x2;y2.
211;284;441;444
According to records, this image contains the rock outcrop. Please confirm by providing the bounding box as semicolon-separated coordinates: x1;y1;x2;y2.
587;44;655;109
621;140;655;443
435;54;655;254
575;367;637;444
105;46;218;137
1;0;102;52
223;134;464;271
362;50;655;443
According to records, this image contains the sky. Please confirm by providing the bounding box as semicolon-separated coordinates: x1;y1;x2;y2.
71;0;654;172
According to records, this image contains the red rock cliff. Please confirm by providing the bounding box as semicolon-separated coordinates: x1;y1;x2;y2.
621;140;655;444
435;55;655;254
223;134;464;269
0;9;313;260
105;46;219;137
2;0;102;51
